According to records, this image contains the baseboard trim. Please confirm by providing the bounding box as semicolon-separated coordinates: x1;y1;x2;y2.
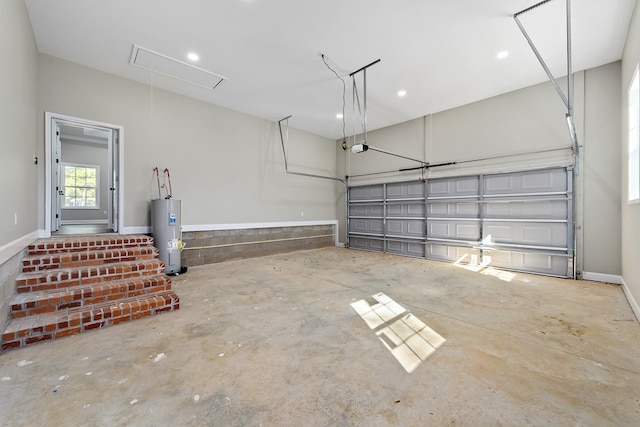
120;226;151;235
621;277;640;322
581;272;624;285
0;231;40;266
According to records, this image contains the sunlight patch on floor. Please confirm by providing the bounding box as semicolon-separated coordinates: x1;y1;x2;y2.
453;254;516;282
351;293;445;373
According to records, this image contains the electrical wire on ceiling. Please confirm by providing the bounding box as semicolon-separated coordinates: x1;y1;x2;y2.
320;54;347;149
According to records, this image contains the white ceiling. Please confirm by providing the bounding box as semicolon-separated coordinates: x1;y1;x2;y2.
24;0;636;140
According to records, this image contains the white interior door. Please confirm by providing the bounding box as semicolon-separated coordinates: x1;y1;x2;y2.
108;129;118;232
52;123;62;232
46;112;124;236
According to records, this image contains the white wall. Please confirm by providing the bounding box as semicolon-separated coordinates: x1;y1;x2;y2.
339;62;622;278
582;62;622;276
0;0;38;248
37;55;341;232
621;0;640;317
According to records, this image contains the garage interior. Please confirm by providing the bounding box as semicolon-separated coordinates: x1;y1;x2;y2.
1;0;640;425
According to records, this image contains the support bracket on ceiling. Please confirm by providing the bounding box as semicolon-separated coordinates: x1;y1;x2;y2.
350;59;381;148
514;0;579;159
349;59;435;170
278;115;346;186
277;115;349;246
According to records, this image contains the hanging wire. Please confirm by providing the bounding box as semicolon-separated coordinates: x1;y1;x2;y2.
352;77;366;137
321;54;347;146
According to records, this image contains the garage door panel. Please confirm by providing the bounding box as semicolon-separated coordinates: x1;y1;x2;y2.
350;185;384;201
350;237;384;252
349;204;384;217
387;219;425;237
427;202;479;218
484;222;567;247
351;218;384;235
387;203;425;217
427;244;480;262
428;176;479;198
484;199;567;219
428;220;480;240
387;240;425;257
348;167;573;278
486;250;568;276
484;169;567;196
387;181;425;199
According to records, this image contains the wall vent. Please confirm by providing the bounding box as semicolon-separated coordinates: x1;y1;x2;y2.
129;44;227;91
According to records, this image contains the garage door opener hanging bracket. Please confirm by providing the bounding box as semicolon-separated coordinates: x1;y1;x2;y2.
349;59;451;172
514;0;579;160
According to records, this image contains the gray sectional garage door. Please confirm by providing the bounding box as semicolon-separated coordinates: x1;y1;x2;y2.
348;167;574;277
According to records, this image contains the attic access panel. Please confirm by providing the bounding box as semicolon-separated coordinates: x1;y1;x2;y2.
130;45;227;91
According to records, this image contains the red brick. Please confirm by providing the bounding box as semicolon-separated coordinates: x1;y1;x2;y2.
132;310;152;320
68;313;81;327
112;315;131;325
27;306;55;315
26;334;53;345
84;321;106;330
17;326;32;337
11;310;27;319
2;340;22;350
106;292;125;302
55;326;81;338
2;329;16;341
58;302;82;310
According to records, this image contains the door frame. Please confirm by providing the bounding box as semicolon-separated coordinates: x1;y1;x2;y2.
44;112;124;237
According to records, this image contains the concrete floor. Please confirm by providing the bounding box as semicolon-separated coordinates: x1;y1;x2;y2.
1;247;639;426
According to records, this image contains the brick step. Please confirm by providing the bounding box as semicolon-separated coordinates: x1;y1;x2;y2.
1;291;180;351
16;259;165;294
9;274;172;319
21;246;159;273
25;234;154;256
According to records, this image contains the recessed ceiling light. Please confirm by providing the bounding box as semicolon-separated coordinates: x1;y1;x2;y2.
187;52;200;62
336;113;343;119
397;90;407;97
497;51;509;59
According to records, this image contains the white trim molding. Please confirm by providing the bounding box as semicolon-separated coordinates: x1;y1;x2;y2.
621;277;640;323
120;226;151;235
0;231;39;266
581;272;624;285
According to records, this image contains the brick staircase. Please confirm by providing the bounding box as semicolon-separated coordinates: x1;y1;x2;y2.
1;234;179;351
